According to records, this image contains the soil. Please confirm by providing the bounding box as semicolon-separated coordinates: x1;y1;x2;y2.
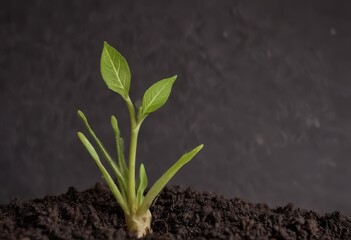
1;183;350;240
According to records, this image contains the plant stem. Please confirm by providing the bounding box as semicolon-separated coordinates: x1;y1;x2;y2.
125;96;139;212
126;96;136;128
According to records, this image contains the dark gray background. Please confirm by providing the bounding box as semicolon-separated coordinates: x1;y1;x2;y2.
1;0;351;215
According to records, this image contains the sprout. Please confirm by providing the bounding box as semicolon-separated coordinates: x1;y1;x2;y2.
77;42;203;237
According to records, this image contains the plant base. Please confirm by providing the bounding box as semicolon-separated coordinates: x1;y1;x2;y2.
125;209;152;238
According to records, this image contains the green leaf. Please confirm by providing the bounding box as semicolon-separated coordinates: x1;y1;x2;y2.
78;110;127;195
136;164;148;206
77;132;129;214
137;144;203;215
111;115;128;181
141;75;177;115
101;41;131;98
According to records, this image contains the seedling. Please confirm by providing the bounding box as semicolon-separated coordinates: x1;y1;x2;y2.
77;42;203;237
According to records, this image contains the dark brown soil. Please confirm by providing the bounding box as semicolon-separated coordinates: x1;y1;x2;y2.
0;183;350;240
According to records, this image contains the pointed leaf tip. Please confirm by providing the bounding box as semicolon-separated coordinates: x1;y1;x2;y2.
111;115;118;126
77;110;88;122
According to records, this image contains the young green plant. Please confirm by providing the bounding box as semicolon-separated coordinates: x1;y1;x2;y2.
77;42;203;237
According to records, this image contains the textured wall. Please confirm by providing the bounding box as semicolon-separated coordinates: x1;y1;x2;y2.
1;0;351;215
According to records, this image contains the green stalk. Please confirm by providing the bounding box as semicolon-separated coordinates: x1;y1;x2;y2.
125;96;138;212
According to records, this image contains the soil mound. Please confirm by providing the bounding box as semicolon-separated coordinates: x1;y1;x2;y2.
1;183;350;239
